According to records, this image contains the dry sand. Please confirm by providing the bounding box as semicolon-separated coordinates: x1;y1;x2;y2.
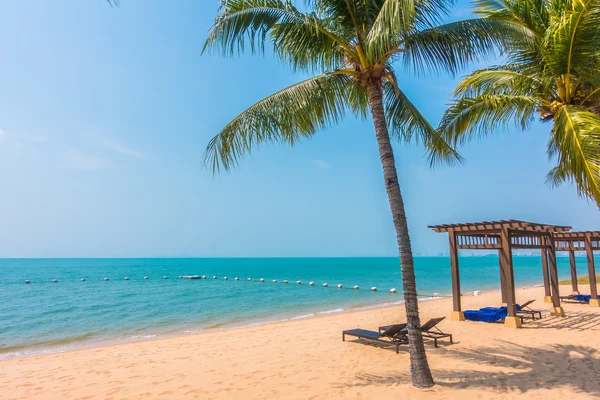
2;284;600;399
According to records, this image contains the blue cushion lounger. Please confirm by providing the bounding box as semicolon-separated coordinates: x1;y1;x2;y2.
561;294;600;303
464;308;507;322
464;306;525;323
574;294;599;303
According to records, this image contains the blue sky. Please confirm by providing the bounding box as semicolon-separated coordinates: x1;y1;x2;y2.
0;0;597;258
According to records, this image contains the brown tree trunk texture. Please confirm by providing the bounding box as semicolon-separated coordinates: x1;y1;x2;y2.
366;80;435;389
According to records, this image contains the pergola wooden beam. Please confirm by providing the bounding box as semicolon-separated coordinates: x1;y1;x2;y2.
552;231;600;307
429;219;572;233
540;238;552;303
430;219;572;327
584;233;600;307
547;233;566;317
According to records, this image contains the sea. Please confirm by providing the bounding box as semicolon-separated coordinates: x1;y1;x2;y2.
0;256;590;359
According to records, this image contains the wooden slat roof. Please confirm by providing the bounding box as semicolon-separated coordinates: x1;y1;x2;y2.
553;231;600;240
428;219;572;233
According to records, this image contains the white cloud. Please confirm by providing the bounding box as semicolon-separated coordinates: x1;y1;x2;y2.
103;140;146;159
0;129;48;146
314;160;330;169
63;149;109;171
21;134;49;144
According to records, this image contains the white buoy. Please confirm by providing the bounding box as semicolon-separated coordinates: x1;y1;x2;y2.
235;277;239;281
296;280;302;285
353;285;360;290
163;276;168;279
202;276;207;279
323;283;328;287
283;280;289;284
213;276;217;279
272;280;277;283
104;278;109;281
144;276;149;280
309;282;315;286
371;287;377;292
260;278;265;282
389;288;397;294
247;278;252;281
337;284;343;289
124;277;130;280
25;280;30;284
81;278;86;282
224;277;229;280
52;279;58;283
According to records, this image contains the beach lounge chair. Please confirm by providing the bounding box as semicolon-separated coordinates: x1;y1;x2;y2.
515;300;542;320
561;294;599;304
378;317;452;348
342;323;408;354
464;306;524;324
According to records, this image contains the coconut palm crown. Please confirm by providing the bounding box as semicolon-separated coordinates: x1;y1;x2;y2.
203;0;512;388
440;0;600;204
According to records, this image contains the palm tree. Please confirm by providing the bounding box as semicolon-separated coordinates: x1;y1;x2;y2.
203;0;508;388
440;0;600;204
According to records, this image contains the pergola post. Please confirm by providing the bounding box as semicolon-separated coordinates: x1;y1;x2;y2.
500;226;520;328
547;233;566;317
569;248;579;295
448;229;465;321
541;242;552;303
585;233;599;307
498;250;508;305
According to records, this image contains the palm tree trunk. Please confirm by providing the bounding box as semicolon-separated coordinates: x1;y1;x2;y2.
366;80;435;389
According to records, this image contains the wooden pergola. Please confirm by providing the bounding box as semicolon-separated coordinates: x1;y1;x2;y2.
429;220;574;328
554;231;600;307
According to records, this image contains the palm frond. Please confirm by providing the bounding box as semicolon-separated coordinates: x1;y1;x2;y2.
547;105;600;202
453;69;552;98
271;12;348;71
383;82;461;166
203;0;300;56
365;0;416;60
204;73;358;172
547;0;600;85
440;94;539;145
401;18;514;75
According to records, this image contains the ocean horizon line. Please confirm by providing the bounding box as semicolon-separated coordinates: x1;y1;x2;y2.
0;254;580;260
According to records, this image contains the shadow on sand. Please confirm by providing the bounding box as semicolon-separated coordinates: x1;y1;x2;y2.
340;312;600;396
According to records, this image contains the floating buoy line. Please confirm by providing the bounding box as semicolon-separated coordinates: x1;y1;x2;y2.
18;275;407;295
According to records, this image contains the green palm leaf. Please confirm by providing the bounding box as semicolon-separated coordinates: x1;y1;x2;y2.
203;1;299;55
383;82;462;166
453;69;552;98
401;18;513;75
203;73;356;172
442;0;600;204
548;105;600;201
440;94;539;144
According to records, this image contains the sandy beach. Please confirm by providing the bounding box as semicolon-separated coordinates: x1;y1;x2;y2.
2;283;599;400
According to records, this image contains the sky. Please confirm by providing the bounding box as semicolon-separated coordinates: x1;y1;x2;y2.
0;0;597;258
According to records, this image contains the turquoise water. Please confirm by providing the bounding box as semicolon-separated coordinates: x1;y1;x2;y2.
0;257;589;359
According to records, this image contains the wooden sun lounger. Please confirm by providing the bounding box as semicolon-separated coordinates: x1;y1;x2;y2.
560;294;590;304
379;317;453;348
516;300;543;320
342;324;408;354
